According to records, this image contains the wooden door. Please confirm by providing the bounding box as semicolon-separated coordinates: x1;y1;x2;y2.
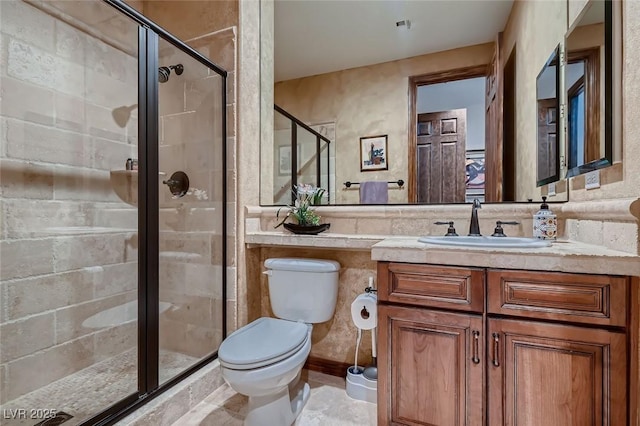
537;99;558;183
416;109;466;204
487;318;627;426
484;33;503;202
378;304;484;426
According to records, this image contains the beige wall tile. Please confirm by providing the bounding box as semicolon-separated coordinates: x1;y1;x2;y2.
2;199;90;238
93;321;137;362
54;292;133;343
0;158;54;199
52;233;131;272
86;103;128;142
54;17;86;64
94;262;138;298
0;364;7;405
0;312;55;363
0;1;55;52
8;38;85;98
53;166;118;202
1;269;94;322
0;75;55;126
92;137;136;170
5;334;94;401
602;221;639;254
0;238;54;280
54;92;86;133
6;119;92;167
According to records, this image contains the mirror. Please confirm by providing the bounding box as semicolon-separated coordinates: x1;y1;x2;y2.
564;0;612;176
536;46;561;186
261;0;570;205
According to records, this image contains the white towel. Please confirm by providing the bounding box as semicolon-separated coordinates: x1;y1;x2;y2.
359;181;388;204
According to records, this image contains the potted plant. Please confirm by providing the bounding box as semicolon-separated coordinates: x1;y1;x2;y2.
275;184;330;234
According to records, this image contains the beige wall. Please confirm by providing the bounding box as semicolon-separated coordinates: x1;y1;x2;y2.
274;43;494;204
501;0;568;201
141;0;237;41
568;0;640;202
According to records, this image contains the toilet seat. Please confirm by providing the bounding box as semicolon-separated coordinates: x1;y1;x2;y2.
219;317;309;370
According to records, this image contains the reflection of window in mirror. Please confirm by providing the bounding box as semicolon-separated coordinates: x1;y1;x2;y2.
566;49;600;169
568;77;586;167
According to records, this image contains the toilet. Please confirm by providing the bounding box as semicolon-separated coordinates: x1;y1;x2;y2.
218;258;340;426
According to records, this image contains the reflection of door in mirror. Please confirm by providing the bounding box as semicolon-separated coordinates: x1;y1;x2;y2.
537;99;557;183
535;47;560;186
413;75;486;204
416;109;467;204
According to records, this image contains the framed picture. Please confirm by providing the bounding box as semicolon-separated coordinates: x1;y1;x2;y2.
360;135;388;171
277;145;301;176
465;149;485;202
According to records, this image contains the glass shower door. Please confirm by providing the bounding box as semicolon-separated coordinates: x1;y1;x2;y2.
156;37;226;384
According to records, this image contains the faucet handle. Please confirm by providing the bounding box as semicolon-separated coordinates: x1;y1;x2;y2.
491;221;520;237
434;221;459;236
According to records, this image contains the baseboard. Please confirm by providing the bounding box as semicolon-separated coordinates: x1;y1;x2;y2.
304;356;351;378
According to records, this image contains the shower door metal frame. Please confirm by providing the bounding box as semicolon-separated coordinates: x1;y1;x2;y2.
82;2;229;425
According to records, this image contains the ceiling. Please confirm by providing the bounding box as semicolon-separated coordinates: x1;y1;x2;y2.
274;0;514;82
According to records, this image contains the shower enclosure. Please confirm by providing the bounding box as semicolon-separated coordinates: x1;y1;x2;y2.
0;1;227;425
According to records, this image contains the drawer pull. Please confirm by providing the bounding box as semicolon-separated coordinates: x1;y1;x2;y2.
492;332;500;367
472;330;480;364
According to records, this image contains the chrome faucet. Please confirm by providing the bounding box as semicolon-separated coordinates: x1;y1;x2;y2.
468;198;482;236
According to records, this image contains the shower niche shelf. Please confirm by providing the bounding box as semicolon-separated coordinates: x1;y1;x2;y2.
110;170;138;206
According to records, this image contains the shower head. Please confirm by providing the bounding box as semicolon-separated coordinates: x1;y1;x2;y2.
111;104;138;128
158;64;184;83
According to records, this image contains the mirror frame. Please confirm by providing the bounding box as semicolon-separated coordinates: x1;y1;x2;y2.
564;0;613;178
536;45;561;187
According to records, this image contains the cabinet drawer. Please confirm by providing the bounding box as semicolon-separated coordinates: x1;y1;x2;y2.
488;270;627;327
378;262;485;312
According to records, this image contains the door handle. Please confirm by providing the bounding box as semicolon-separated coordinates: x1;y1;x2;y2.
471;330;480;364
492;332;500;367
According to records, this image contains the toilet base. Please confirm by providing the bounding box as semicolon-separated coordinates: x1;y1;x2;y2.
244;378;310;426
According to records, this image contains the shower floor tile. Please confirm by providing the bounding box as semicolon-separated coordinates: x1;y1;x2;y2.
172;370;377;426
0;349;198;426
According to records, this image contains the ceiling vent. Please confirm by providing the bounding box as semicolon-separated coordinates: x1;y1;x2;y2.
395;19;411;29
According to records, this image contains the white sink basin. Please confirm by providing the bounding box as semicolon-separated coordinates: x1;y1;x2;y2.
418;235;552;248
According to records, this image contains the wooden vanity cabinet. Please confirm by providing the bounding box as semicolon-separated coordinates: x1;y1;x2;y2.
378;263;486;425
377;262;630;426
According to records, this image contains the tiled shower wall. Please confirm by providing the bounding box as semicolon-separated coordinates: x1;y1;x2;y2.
0;0;139;402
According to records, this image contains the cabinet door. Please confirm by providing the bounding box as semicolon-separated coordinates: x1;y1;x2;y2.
378;304;484;426
487;318;627;426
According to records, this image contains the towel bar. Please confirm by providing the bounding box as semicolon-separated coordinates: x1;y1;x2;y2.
343;179;404;188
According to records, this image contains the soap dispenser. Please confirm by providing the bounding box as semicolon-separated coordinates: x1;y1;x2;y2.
533;196;557;240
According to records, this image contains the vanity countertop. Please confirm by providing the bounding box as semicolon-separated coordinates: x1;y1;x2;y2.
371;236;640;276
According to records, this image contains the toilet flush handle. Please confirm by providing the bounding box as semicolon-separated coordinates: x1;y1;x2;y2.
262;270;272;276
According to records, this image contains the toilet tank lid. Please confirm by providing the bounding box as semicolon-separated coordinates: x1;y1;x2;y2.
264;258;340;272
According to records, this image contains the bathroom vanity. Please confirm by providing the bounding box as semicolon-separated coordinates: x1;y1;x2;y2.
372;237;640;426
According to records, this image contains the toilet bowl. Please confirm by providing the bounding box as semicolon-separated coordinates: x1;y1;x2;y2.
218;258;340;426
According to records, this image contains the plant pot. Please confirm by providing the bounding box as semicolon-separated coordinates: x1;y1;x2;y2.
283;223;331;235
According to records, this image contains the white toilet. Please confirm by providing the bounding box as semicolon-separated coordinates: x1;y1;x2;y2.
218;258;340;426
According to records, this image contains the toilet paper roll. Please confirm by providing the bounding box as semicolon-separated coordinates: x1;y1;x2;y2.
351;293;377;330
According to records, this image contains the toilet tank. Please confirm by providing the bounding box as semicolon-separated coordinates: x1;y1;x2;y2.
264;258;340;323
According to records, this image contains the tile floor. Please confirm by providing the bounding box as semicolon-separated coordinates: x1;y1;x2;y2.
0;349;197;426
172;370;377;425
